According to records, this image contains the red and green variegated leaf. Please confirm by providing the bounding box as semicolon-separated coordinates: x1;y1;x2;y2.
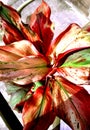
61;48;90;67
28;0;54;54
0;1;20;25
0;1;41;44
0;56;50;85
47;23;90;57
22;86;55;130
52;76;90;130
2;20;24;44
0;40;40;62
56;47;90;85
55;47;90;67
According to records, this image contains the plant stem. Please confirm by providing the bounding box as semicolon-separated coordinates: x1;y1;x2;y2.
52;116;60;130
17;0;35;13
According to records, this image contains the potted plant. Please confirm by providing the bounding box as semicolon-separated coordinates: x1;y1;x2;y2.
0;0;90;130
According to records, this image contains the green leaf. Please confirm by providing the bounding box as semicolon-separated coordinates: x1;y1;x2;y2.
9;89;27;109
6;82;22;94
5;82;30;110
31;81;43;92
5;82;29;94
62;48;90;67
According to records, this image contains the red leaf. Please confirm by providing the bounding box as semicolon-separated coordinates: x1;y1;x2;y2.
28;0;54;54
22;86;55;130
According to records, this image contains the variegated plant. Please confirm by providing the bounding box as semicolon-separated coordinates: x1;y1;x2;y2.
0;1;90;130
